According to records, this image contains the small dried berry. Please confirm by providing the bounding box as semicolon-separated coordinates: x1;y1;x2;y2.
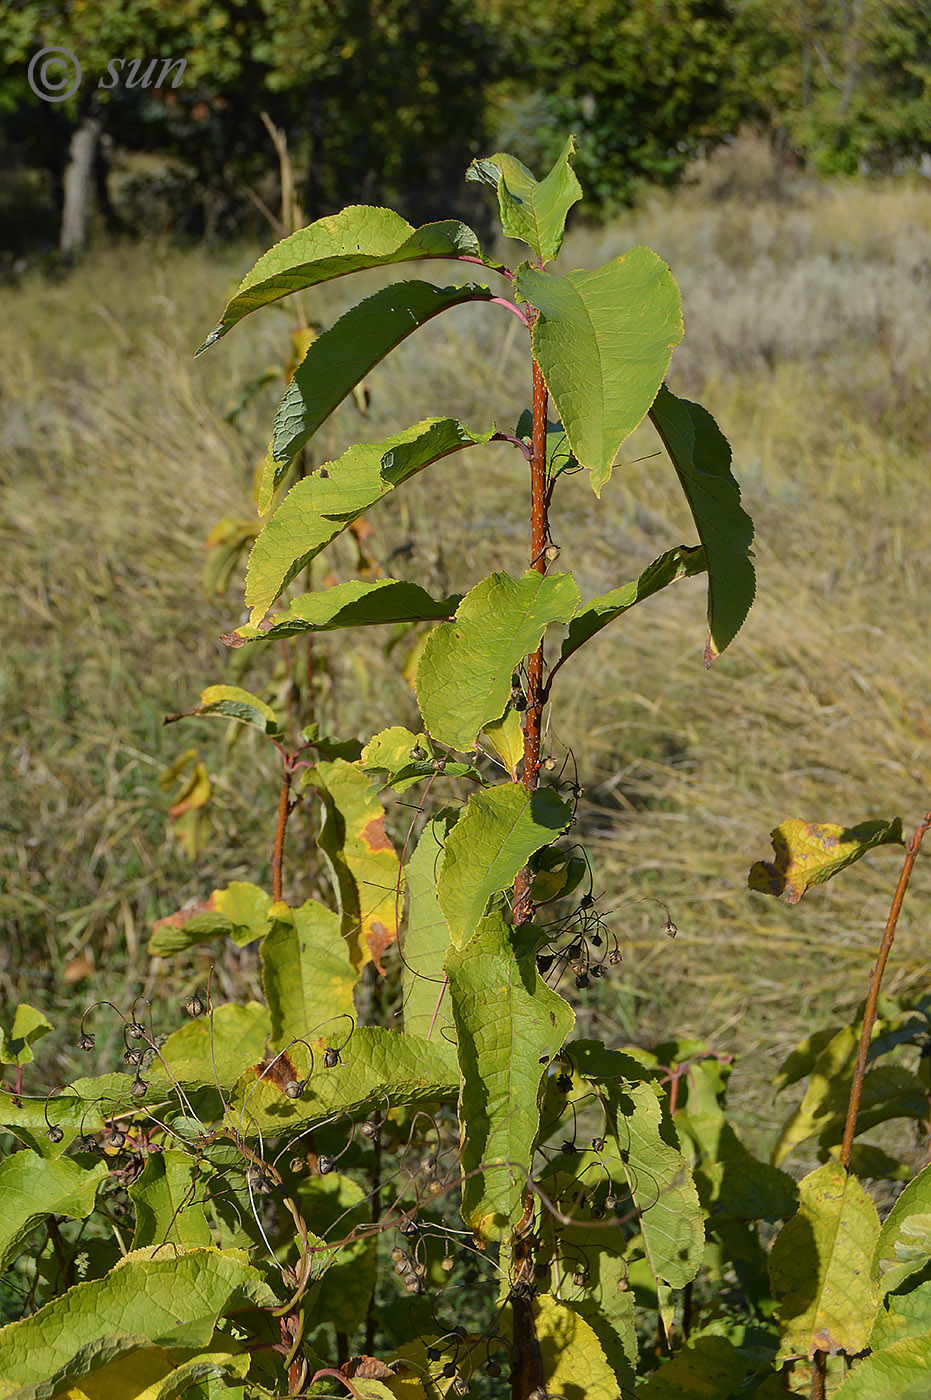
76;1135;97;1152
427;1346;442;1362
316;1155;334;1175
130;1077;148;1099
591;1137;606;1152
323;1047;340;1069
590;964;606;978
127;1022;146;1040
556;1073;572;1093
361;1118;380;1139
123;1048;143;1066
575;973;590;989
486;1361;502;1378
46;1125;64;1144
106;1129;125;1149
560;1140;577;1156
79;1033;95;1051
402;1270;422;1294
399;1215;419;1236
542;757;557;771
283;1079;304;1099
591;1203;606;1219
442;1362;457;1379
573;1270;586;1287
441;1253;455;1272
185;994;206;1018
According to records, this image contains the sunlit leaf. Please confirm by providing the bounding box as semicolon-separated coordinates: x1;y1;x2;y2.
0;1150;107;1272
768;1160;880;1359
559;545;707;665
466;136;582;264
437;782;572;948
516;250;683;493
446;906;574;1238
749;817;904;903
261;898;358;1053
225;578;462;646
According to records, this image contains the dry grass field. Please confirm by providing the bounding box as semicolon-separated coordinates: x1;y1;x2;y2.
1;169;929;1154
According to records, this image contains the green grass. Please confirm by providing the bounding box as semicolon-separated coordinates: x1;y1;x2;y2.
1;176;929;1161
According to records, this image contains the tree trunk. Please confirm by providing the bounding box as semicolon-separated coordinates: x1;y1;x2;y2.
59;112;102;263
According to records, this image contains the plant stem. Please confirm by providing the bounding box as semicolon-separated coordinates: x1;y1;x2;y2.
271;761;294;903
840;811;931;1167
512;356;549;927
810;1351;826;1400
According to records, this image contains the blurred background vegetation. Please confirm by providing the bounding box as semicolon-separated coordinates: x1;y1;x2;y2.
0;0;929;1156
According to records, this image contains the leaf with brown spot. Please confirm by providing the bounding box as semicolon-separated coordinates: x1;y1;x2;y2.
749;817;904;903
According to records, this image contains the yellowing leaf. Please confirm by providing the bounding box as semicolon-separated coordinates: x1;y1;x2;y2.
749;818;904;903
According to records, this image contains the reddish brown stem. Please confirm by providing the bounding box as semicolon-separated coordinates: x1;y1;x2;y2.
271;762;294;903
512;356;549;928
810;1351;826;1400
840;811;931;1167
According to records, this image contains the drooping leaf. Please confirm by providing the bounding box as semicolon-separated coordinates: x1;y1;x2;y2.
415;571;580;751
225;578;462;646
0;1247;275;1398
261;898;358;1053
197;207;500;350
227;1026;458;1138
749;818;905;903
648;384;755;665
129;1149;212;1251
437;782;572;948
181;685;282;737
58;1343;250;1400
527;846;587;904
466;135;582;264
245;418;495;617
768;1160;880;1360
0;1150;107;1272
516;250;683;493
402;814;457;1044
0;1003;52;1067
446;906;574;1239
149;883;274;956
302;758;403;972
875;1164;931;1295
605;1078;704;1296
833;1336;931;1400
558;545;707;666
480;708;525;780
295;1173;376;1336
264;281;494;503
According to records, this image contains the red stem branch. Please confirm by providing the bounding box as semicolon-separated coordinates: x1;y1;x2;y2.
271;760;294;903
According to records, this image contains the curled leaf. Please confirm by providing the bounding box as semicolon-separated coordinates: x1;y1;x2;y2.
749;818;904;903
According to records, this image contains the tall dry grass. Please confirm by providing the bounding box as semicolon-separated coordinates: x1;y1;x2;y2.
1;175;929;1145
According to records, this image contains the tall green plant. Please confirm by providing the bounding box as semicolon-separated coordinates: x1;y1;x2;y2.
3;134;931;1400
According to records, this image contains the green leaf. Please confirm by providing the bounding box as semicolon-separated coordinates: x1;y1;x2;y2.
295;1174;376;1335
466;135;582;264
559;545;707;665
0;1003;52;1067
638;1334;779;1398
768;1160;880;1360
265;281;493;500
480;708;525;781
360;727;481;793
875;1164;931;1295
500;1293;621;1399
871;1268;931;1349
261;899;358;1053
226;578;462;645
302;758;403;972
0;1248;275;1398
246;418;495;617
151;1002;271;1093
750;817;905;903
227;1026;458;1138
437;782;572;948
148;883;273;956
0;1150;107;1272
197;207;500;350
415;571;580;751
129;1150;212;1251
187;685;281;737
606;1078;704;1294
832;1336;931;1400
446;906;574;1239
402;814;457;1044
516;249;683;493
648;384;756;664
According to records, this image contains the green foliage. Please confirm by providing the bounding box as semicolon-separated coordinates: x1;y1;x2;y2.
3;135;927;1400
